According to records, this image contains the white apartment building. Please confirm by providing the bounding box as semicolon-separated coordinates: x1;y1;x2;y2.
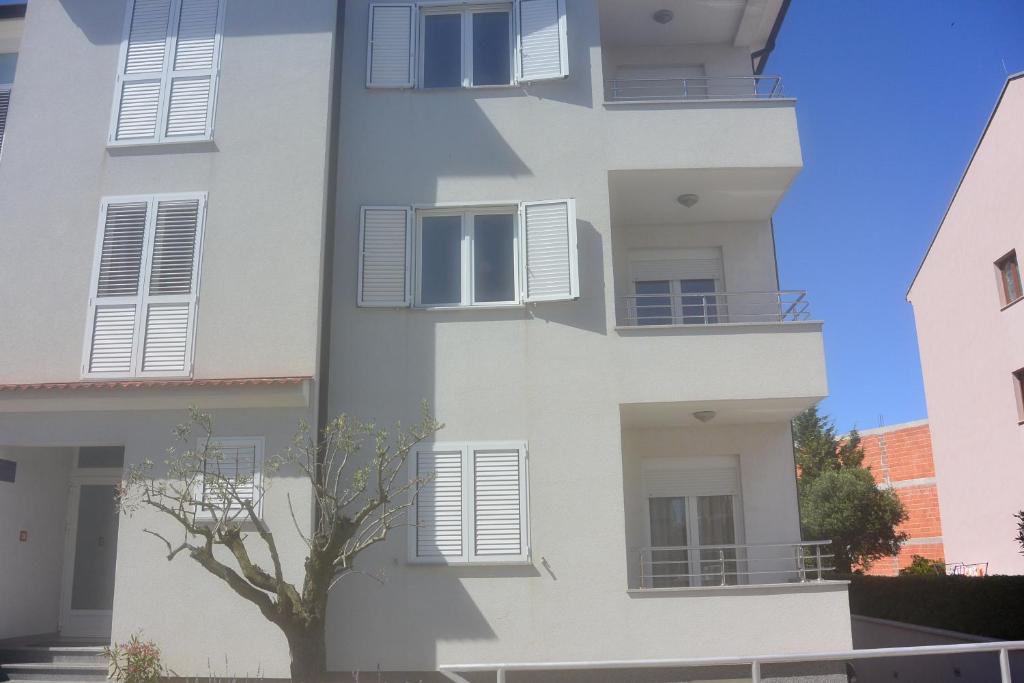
0;1;852;680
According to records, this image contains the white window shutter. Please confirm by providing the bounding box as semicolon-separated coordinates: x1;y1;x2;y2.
367;3;415;88
112;0;172;142
358;206;412;307
521;198;579;302
138;196;204;376
415;448;465;561
471;446;528;561
84;201;150;376
165;0;223;139
0;87;11;157
201;437;265;518
517;0;568;82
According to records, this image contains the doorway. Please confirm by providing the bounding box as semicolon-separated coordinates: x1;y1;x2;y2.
59;447;123;639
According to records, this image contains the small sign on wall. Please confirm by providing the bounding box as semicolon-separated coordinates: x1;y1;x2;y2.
0;458;15;483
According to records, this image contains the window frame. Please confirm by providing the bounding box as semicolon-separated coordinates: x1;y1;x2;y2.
995;250;1023;308
81;192;207;380
417;3;515;89
408;440;530;565
194;436;266;521
107;0;226;147
414;206;521;309
1013;369;1024;425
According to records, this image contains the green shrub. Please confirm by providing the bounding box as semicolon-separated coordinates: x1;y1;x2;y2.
898;554;945;576
848;574;1024;640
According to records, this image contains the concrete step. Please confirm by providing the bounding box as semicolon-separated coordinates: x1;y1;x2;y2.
0;646;105;665
0;662;107;682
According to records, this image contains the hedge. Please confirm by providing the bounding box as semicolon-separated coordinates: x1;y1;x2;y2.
847;574;1024;640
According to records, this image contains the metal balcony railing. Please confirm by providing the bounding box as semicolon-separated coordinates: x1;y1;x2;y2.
622;290;810;327
605;75;784;102
636;540;834;589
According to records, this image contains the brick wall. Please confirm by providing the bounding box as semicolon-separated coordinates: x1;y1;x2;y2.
854;421;945;575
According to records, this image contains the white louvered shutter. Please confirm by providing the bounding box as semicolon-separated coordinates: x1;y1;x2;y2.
85;201;150;375
472;446;528;561
415;448;465;561
165;0;222;139
521;198;579;302
367;3;415;88
139;196;205;375
199;438;264;518
0;87;10;157
112;0;172;142
517;0;568;82
358;207;412;307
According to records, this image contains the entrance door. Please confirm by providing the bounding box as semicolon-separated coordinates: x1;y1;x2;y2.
60;472;120;638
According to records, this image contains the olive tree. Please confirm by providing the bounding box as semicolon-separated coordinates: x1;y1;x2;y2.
118;405;442;682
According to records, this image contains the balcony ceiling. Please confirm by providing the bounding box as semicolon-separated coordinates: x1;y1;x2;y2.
597;0;784;49
0;16;23;53
621;397;820;429
608;167;797;226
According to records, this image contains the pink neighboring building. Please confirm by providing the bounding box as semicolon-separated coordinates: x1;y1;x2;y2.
908;72;1024;575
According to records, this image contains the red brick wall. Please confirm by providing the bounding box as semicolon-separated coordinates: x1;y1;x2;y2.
855;422;945;576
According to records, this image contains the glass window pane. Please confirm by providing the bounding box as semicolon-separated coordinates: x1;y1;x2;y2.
697;495;737;585
421;215;463;305
634;280;672;325
472;11;511;86
680;278;717;324
423;14;462;88
648;497;689;588
473;213;516;302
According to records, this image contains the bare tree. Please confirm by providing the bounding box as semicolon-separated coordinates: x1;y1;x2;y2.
119;405;442;683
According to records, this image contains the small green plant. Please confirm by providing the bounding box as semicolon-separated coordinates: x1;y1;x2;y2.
104;633;169;683
899;554;945;576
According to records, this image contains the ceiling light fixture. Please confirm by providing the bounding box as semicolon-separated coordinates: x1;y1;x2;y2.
692;410;717;423
677;193;699;208
653;9;674;24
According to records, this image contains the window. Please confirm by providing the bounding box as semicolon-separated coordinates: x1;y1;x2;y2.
630;249;724;325
366;0;568;88
996;251;1022;307
197;437;265;519
417;209;518;306
419;6;512;88
82;193;206;378
410;441;529;564
358;199;578;308
641;457;742;588
109;0;224;145
0;85;10;159
1014;369;1024;424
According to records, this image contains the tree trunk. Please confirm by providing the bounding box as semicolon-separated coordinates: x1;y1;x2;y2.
285;622;327;683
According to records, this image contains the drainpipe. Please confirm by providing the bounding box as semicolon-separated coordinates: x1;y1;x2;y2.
751;0;791;75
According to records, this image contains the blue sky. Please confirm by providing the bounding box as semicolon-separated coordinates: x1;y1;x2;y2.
768;2;1024;433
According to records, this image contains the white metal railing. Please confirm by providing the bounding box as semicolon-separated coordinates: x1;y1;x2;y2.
637;540;833;589
440;641;1024;683
622;290;810;327
948;561;989;576
605;75;784;102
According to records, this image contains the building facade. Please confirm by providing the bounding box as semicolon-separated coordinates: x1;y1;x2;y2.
855;421;945;576
0;0;853;680
908;72;1024;577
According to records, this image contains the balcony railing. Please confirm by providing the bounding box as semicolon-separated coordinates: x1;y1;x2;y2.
622;290;810;327
605;75;784;103
636;541;834;589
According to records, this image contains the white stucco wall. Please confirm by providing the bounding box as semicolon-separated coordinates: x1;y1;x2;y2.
322;0;842;672
0;0;335;383
909;76;1024;575
0;446;73;640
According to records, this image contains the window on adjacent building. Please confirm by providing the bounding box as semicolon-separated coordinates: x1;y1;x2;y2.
0;84;10;159
198;437;264;519
410;441;529;564
109;0;225;145
996;251;1022;307
357;200;578;308
367;0;567;89
82;193;206;379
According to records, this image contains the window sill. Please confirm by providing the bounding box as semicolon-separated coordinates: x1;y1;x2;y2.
408;558;532;567
1001;296;1024;312
106;137;216;153
413;302;524;311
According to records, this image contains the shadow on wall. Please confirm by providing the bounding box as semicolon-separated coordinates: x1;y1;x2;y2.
530;220;607;336
57;0;336;46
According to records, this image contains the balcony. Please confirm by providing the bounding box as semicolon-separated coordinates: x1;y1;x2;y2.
622;290;810;327
634;541;834;590
605;75;785;104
